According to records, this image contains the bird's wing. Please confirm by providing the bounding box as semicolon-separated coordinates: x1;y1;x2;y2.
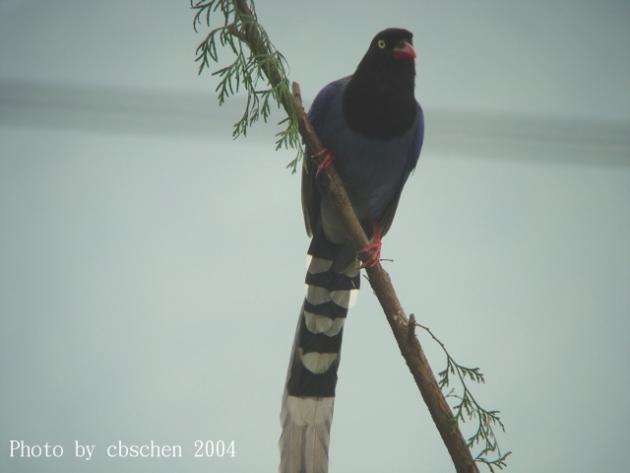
378;103;425;236
301;79;346;237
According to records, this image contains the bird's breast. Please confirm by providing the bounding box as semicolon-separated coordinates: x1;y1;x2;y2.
318;100;413;224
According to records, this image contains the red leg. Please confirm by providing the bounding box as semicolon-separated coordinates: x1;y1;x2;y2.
313;148;335;177
359;223;382;268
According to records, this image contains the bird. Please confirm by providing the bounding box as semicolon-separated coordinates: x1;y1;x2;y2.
279;27;424;473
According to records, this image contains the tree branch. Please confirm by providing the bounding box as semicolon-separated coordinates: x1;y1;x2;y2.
295;84;478;473
209;2;481;471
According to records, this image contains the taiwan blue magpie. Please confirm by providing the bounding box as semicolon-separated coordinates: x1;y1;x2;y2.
280;28;424;473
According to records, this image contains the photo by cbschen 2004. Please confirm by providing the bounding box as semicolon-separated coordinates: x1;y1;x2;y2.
280;28;424;473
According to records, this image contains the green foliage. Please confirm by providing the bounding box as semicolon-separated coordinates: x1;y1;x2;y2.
192;0;303;172
417;321;512;472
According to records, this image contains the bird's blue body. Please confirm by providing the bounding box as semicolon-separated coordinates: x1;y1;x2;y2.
308;76;423;237
280;28;424;473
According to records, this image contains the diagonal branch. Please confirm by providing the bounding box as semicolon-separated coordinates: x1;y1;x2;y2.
227;2;480;472
292;84;479;473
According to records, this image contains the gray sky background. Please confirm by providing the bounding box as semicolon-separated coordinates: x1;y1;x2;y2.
1;1;629;473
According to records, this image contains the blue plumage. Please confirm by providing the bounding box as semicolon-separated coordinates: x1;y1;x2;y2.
306;76;423;237
281;28;424;473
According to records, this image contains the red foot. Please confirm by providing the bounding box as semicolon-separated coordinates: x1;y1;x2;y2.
359;223;382;268
313;148;335;177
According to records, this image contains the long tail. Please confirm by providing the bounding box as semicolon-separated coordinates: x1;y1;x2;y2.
280;234;360;473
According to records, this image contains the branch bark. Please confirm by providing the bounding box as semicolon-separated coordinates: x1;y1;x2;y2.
232;3;479;471
291;84;479;473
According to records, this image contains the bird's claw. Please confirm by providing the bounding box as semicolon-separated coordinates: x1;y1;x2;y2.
359;224;382;268
313;148;335;177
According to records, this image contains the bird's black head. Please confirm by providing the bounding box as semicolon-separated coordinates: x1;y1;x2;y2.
343;28;418;139
367;28;416;64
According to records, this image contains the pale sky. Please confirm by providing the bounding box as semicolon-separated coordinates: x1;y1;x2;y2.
1;1;629;473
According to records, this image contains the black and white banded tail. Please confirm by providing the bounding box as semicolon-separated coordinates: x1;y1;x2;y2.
280;234;360;473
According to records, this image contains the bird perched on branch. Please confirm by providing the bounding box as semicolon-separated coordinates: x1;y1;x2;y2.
280;28;424;473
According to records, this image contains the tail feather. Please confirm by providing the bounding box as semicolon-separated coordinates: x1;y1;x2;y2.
280;235;359;473
280;396;333;473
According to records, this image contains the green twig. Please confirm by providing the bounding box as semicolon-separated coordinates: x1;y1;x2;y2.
191;0;303;172
415;320;512;471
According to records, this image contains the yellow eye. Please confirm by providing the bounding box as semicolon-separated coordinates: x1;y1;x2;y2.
377;39;386;49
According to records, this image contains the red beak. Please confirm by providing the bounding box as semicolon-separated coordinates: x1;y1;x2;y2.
393;41;416;61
